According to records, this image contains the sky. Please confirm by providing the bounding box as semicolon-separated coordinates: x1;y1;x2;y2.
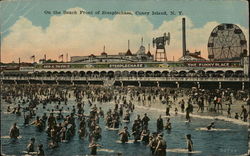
0;0;249;63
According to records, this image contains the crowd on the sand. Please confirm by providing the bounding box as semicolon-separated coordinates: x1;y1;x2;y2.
2;84;250;156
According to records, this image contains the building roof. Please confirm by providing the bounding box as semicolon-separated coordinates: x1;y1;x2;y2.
101;52;107;56
179;51;206;61
136;45;146;55
89;54;96;57
125;49;132;56
147;51;152;57
188;53;205;60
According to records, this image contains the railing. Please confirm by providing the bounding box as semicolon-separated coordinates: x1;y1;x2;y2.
1;76;249;82
104;79;116;86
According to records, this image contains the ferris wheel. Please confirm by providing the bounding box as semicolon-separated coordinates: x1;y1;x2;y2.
207;23;247;60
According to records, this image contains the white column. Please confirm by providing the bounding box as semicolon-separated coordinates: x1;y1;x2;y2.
197;82;200;89
219;82;222;89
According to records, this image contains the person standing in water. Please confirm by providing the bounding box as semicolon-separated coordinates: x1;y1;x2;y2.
227;103;231;118
179;99;185;113
235;113;239;119
37;144;45;156
165;106;170;116
26;138;36;153
174;107;178;115
142;113;150;129
149;132;158;154
185;105;191;122
240;105;248;122
154;133;167;156
140;127;150;144
132;120;141;143
157;115;164;132
118;126;130;143
88;139;102;155
164;118;172;131
186;134;193;152
207;122;215;130
9;123;20;139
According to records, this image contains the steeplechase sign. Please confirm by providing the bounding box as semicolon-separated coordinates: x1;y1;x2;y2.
109;63;144;68
36;61;242;70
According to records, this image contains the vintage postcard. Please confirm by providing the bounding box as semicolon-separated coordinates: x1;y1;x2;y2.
0;0;249;155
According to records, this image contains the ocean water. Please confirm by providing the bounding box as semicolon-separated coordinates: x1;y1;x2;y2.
1;96;248;156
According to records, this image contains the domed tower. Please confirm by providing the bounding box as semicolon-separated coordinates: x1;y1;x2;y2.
136;38;146;55
101;46;107;57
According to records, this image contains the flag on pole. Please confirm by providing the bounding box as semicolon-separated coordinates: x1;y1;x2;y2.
30;55;35;59
59;54;64;62
30;55;35;63
59;54;63;59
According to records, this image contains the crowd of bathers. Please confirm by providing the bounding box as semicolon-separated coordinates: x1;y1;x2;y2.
2;84;249;155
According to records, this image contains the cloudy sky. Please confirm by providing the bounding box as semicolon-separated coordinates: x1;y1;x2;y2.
0;0;249;63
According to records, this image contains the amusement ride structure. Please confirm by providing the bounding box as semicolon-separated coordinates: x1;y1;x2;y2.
208;24;247;61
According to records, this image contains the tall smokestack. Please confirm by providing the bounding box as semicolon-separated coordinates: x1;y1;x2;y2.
182;18;186;56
